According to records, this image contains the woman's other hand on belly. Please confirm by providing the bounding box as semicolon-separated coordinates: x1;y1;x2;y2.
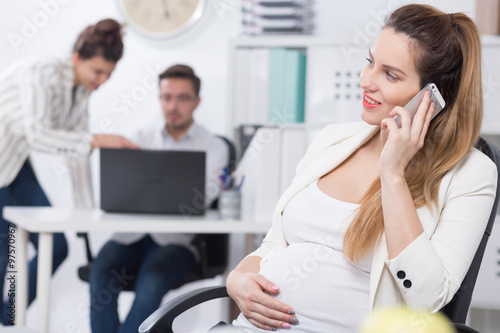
227;257;298;331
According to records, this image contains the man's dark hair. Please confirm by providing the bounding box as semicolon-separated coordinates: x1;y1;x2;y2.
159;64;201;96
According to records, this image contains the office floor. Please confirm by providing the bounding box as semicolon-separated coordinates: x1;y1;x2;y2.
19;232;229;333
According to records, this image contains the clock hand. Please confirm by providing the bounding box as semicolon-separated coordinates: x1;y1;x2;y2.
160;0;170;18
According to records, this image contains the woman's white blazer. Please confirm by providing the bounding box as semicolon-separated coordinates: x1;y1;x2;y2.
249;122;497;312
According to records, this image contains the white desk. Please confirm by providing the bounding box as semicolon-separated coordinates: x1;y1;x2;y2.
2;207;271;333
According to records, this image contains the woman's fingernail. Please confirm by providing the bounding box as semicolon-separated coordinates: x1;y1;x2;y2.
287;310;295;315
433;101;437;108
427;89;432;97
282;323;292;329
269;328;276;331
290;318;299;325
271;285;280;291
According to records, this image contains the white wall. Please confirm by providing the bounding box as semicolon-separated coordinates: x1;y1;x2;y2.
0;0;475;145
0;0;482;332
0;0;476;142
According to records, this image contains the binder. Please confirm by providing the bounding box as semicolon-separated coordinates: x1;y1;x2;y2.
248;48;270;124
234;49;251;124
268;48;306;123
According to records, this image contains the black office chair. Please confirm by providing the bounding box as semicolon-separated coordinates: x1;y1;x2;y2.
137;137;500;333
439;137;500;332
76;135;237;292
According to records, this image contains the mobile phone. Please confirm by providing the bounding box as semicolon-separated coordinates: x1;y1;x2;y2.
394;83;446;128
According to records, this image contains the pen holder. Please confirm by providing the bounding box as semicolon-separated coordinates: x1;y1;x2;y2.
218;190;241;220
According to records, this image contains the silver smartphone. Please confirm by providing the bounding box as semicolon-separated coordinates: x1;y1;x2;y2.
394;83;446;128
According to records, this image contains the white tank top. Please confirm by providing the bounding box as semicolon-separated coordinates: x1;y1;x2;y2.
233;180;372;332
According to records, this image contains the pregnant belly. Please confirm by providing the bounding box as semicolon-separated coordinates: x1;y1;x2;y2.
258;243;370;330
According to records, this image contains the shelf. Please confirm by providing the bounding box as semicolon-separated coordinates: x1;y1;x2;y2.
230;35;366;48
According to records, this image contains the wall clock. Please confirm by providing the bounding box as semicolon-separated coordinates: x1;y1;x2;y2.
117;0;207;39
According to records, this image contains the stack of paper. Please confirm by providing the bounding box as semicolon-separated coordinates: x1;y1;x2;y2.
242;0;315;35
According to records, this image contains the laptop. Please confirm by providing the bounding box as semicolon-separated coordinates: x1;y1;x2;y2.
100;148;206;215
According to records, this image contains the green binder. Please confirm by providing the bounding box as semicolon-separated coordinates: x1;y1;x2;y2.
268;48;306;123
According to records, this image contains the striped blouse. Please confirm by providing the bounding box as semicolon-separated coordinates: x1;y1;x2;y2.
0;57;94;208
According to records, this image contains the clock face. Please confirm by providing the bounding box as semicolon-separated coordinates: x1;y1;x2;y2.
118;0;206;39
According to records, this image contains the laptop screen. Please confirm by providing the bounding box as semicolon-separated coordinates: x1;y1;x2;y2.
100;148;206;215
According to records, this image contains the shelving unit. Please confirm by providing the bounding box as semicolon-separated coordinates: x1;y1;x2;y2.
226;35;369;137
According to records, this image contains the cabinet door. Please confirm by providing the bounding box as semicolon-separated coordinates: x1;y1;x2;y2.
471;219;500;309
305;45;367;124
237;125;322;221
482;47;500;134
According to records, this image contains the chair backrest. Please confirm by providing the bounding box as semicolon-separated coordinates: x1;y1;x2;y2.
210;135;237;210
181;234;229;285
217;135;237;174
440;137;500;323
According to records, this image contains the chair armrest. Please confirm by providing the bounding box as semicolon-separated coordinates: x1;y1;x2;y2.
138;285;229;333
76;232;93;263
454;323;480;333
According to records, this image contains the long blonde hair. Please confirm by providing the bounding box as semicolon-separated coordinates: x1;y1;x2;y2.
344;4;484;262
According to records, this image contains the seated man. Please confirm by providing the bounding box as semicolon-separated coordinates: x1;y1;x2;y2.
89;64;229;333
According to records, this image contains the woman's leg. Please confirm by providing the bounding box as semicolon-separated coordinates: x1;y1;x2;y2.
120;243;196;333
0;186;14;324
89;238;145;333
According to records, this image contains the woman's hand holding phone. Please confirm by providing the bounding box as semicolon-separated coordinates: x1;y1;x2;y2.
378;85;442;260
393;83;445;128
379;88;436;179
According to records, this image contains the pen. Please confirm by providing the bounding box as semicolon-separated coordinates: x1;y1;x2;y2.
220;168;228;190
237;175;245;191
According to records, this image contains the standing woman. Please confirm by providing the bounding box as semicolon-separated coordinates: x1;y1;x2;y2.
0;18;138;324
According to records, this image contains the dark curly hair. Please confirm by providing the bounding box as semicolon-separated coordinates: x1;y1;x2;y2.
73;18;124;62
